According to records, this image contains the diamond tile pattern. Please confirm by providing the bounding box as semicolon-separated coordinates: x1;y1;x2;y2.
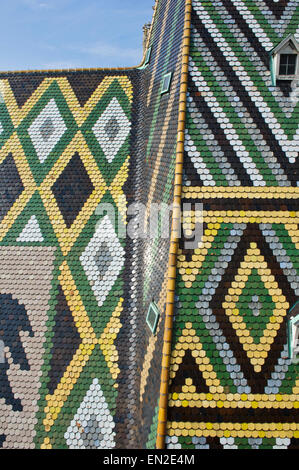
8;76;44;108
0;72;134;449
166;0;299;451
28;98;67;164
47;285;82;395
65;378;116;449
92;97;131;163
80;214;125;308
51;152;94;228
0;153;24;222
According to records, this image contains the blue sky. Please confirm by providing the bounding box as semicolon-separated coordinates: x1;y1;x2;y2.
0;0;154;71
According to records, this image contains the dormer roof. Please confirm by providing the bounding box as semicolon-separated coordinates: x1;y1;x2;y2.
270;34;299;56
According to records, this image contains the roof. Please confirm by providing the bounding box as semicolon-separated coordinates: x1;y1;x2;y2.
0;0;298;451
270;33;299;54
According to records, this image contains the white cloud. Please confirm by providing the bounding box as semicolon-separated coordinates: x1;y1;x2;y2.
21;0;52;8
76;42;142;61
113;7;154;18
41;61;80;69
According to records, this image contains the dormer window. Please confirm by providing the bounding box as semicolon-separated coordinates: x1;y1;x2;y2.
146;301;160;335
144;46;152;66
287;302;299;364
270;34;299;85
279;54;297;76
161;72;172;95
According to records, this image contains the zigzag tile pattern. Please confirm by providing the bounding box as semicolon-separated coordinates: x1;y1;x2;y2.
0;72;135;449
183;0;299;188
0;0;187;449
166;0;299;450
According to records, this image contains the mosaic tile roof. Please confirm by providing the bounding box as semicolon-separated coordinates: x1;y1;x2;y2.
0;0;298;451
165;0;299;450
0;72;135;449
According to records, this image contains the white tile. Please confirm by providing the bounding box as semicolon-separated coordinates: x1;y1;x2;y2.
28;98;67;164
